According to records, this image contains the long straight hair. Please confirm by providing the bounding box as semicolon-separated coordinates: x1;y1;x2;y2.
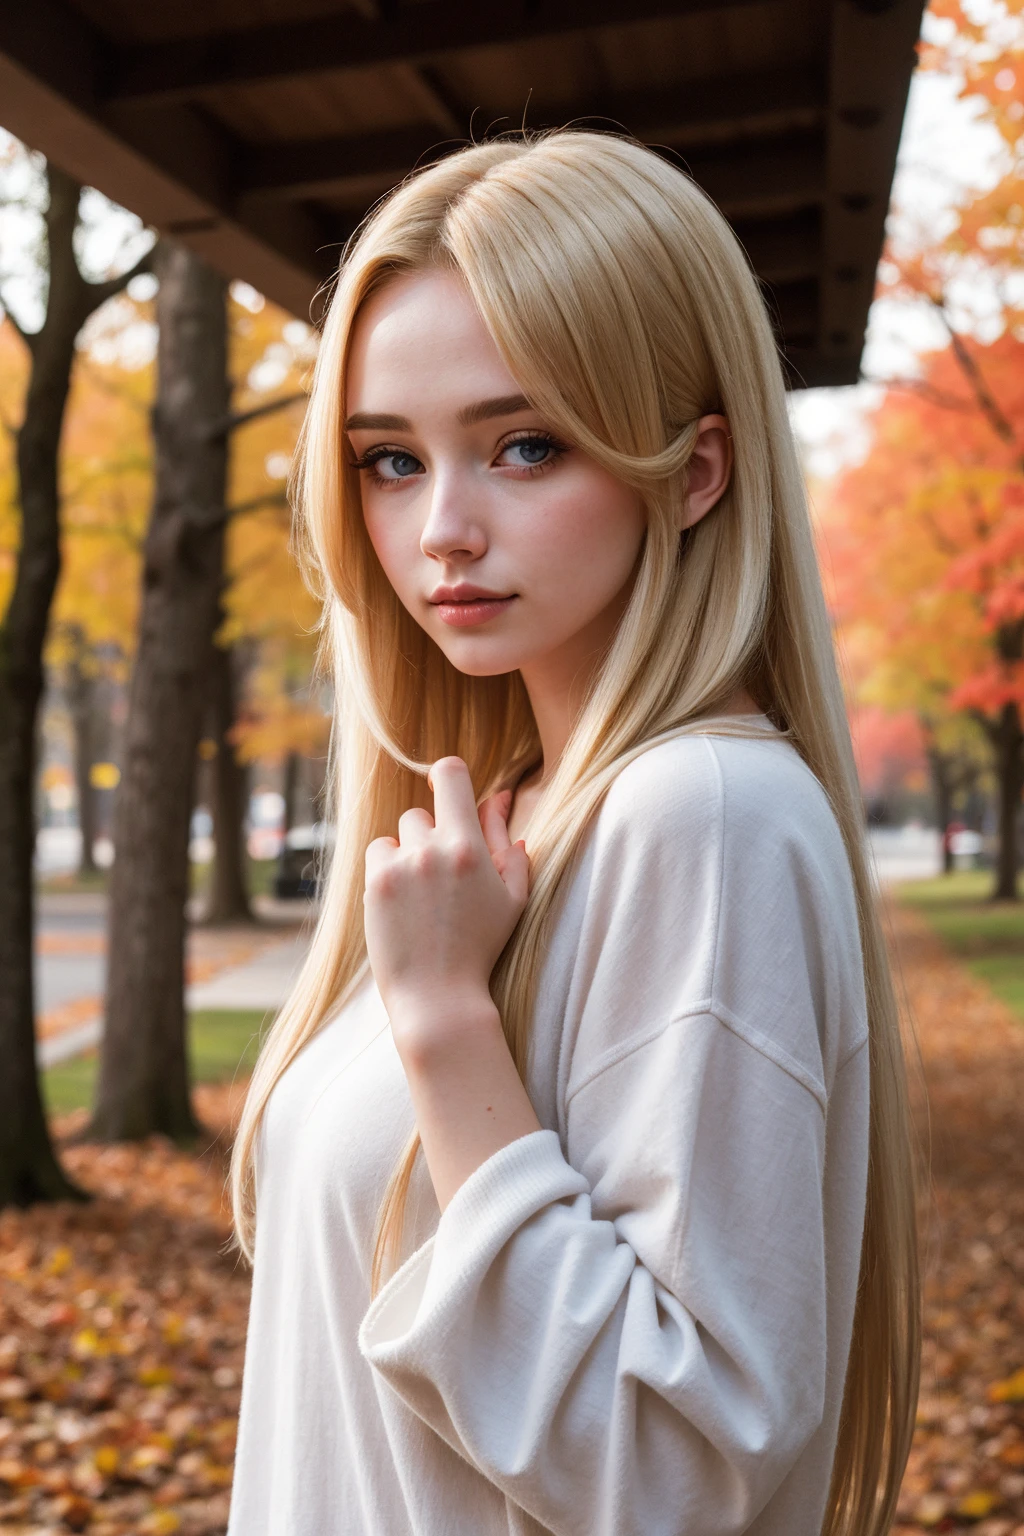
229;131;919;1536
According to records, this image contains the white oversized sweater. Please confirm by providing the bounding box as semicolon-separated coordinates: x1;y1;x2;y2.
227;722;870;1536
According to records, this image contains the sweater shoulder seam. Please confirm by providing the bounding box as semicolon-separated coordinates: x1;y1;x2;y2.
564;1003;828;1118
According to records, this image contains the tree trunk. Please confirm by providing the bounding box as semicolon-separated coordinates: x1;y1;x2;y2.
202;636;252;925
991;700;1023;901
66;626;98;876
926;743;956;876
89;244;229;1142
0;167;108;1206
988;622;1024;902
282;751;301;834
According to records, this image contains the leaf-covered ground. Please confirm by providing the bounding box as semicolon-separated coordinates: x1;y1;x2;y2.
892;900;1024;1536
1;898;1023;1533
0;1084;248;1536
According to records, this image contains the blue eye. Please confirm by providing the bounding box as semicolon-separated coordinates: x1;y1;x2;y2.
374;451;422;480
500;436;559;468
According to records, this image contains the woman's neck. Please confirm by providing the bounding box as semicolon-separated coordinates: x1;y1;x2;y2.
506;683;762;845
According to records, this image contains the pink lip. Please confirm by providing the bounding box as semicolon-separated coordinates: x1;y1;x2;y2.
429;586;518;628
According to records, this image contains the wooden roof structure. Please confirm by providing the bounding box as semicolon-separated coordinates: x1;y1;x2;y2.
0;0;925;386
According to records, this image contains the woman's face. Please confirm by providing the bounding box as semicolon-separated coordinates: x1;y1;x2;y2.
344;269;648;683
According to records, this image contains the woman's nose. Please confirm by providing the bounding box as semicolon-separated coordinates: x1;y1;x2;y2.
419;473;488;562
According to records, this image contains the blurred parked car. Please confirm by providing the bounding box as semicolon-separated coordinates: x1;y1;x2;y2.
949;827;984;870
274;822;332;899
189;806;214;865
247;789;287;861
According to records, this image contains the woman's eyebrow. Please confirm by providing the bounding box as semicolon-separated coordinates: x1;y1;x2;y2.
345;411;411;431
344;395;533;434
456;393;532;427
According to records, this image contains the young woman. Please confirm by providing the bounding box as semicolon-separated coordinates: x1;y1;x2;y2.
227;131;920;1536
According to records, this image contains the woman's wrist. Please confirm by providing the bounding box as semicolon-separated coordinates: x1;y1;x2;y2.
386;986;503;1072
388;989;543;1212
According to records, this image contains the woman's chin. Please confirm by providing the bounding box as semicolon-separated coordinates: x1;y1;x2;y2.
432;636;530;678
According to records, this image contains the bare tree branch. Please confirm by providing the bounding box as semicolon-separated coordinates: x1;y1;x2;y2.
928;294;1021;460
862;373;976;413
84;243;156;318
205;391;306;443
182;488;290;535
228;491;290;518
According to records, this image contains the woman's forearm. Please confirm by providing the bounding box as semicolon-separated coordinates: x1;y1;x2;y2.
391;994;542;1213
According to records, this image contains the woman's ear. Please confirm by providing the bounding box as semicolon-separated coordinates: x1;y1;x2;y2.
679;413;733;531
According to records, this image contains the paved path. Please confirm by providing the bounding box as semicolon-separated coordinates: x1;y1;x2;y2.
35;893;313;1067
866;825;942;885
34;828;943;1068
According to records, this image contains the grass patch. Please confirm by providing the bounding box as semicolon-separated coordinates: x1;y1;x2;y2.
189;856;280;900
42;1008;272;1117
38;868;110;896
898;870;1024;1024
43;1053;101;1116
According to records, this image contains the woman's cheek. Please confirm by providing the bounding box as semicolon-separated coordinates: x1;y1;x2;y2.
363;505;420;602
521;483;646;606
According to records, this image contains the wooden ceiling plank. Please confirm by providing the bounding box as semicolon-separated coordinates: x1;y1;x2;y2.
236;65;826;199
733;209;821;285
0;0;105;112
673;133;827;219
104;0;775;105
396;63;464;136
240;124;446;199
242;128;827;219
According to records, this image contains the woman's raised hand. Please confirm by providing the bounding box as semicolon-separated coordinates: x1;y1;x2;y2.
363;757;530;1057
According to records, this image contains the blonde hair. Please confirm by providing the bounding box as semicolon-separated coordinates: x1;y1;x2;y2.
230;131;919;1536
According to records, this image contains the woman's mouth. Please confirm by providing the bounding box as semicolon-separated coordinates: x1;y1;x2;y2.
430;589;518;628
434;596;517;627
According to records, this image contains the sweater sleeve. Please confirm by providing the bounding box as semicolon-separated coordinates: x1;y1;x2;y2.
359;736;855;1536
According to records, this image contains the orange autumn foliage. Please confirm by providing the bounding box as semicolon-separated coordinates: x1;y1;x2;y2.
828;0;1024;760
822;337;1023;724
2;283;327;764
923;0;1024;269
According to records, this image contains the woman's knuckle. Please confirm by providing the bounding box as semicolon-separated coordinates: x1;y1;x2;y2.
413;844;438;876
366;864;396;901
449;837;479;874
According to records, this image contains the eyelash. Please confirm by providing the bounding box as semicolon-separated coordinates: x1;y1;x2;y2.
349;432;570;490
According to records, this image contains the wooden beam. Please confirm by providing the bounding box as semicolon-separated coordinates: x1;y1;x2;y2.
817;0;927;367
104;0;772;106
0;0;326;316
